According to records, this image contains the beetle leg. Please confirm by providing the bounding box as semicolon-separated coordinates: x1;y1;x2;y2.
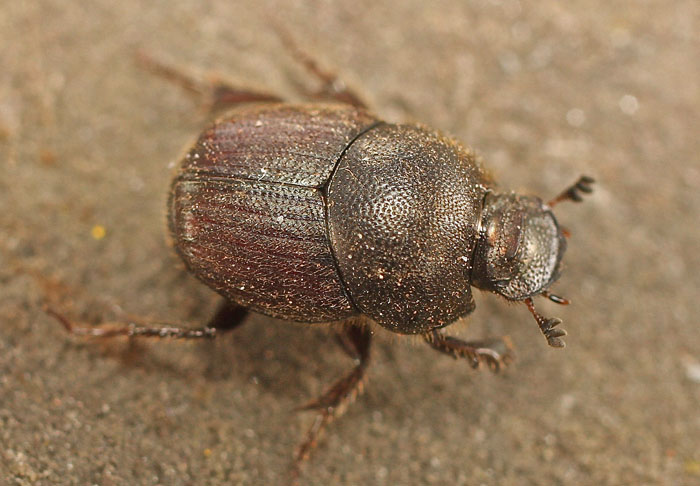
136;51;282;112
44;300;248;340
525;298;567;348
203;300;250;332
274;27;367;109
547;175;595;207
292;323;371;470
541;290;570;305
423;330;514;372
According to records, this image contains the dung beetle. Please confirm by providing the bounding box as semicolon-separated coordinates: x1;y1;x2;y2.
49;44;594;473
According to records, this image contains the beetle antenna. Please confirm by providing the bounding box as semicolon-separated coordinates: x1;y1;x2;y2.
524;298;567;348
541;291;570;305
548;175;595;207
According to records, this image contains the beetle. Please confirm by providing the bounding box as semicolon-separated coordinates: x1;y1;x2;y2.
49;44;594;474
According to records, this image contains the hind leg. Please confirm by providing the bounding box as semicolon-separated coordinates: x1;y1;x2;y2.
46;299;248;340
138;32;367;111
275;28;367;109
136;51;283;112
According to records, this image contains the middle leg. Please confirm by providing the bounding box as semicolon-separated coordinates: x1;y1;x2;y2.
294;321;372;465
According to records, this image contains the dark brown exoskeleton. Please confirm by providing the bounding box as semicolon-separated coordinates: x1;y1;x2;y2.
49;43;594;478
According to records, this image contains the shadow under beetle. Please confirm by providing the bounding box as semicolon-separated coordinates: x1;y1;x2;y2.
50;41;594;476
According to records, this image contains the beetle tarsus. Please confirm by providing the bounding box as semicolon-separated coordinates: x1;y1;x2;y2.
525;298;567;348
423;330;514;372
548;175;595;207
292;322;371;475
43;304;77;333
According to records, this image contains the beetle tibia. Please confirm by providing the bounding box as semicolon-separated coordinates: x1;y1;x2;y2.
525;298;567;348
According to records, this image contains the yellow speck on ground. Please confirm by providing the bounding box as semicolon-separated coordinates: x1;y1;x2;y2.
685;459;700;475
90;225;106;240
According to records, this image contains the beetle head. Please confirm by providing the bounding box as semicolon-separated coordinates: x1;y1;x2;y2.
471;193;566;301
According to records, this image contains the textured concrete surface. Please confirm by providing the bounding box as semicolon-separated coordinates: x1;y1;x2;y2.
1;1;699;485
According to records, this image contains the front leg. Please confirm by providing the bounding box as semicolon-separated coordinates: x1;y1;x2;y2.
423;329;514;372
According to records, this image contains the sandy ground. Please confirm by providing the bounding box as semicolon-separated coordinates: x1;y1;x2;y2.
1;1;699;485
